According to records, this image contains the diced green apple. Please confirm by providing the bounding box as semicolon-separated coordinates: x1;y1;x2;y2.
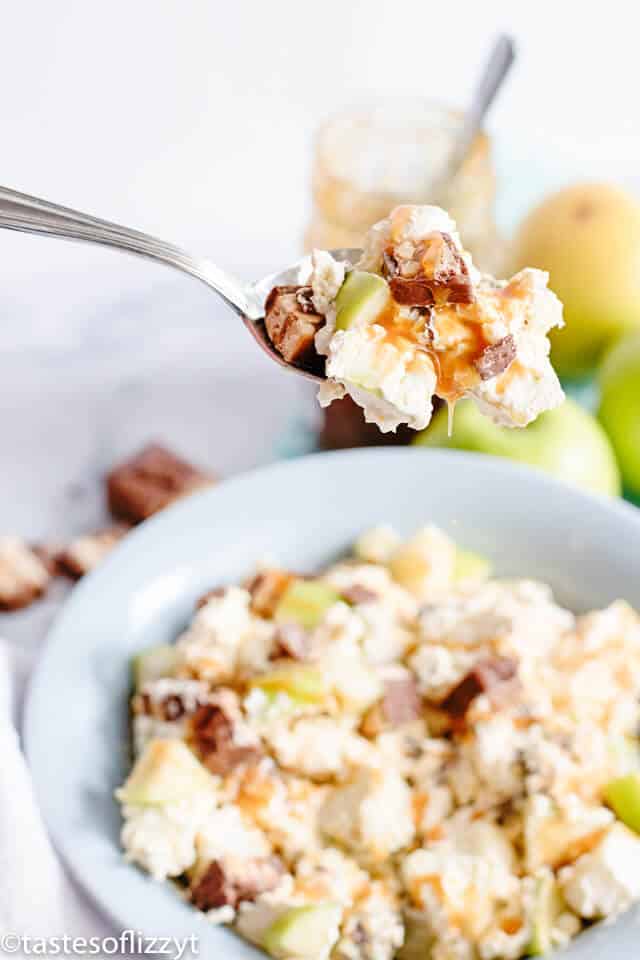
251;665;327;704
528;872;564;955
132;644;179;690
605;773;640;833
453;546;492;582
274;580;340;629
335;271;390;331
262;903;342;960
116;739;215;806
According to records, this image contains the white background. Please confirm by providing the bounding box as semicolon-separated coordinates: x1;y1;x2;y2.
1;0;639;348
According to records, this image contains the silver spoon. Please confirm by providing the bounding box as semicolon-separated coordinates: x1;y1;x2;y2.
0;185;354;383
444;33;515;185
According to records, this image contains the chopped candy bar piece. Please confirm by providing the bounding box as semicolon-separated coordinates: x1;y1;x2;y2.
190;689;262;775
264;285;325;364
270;623;312;661
191;855;284;911
246;569;295;619
56;524;130;579
474;335;517;381
107;444;215;524
439;656;518;718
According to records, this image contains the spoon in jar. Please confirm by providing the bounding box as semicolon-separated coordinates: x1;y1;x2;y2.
0;185;353;382
441;33;515;190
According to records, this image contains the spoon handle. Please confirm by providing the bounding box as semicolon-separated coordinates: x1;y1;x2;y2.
0;185;250;317
449;33;515;178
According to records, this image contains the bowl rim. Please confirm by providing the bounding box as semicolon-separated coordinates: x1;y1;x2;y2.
23;447;640;952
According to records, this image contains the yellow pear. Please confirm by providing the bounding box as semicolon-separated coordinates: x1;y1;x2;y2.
511;183;640;376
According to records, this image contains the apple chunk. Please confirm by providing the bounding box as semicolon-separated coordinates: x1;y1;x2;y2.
116;739;215;806
453;546;491;582
274;580;340;629
527;871;565;955
263;903;342;960
250;664;327;704
132;644;179;690
605;773;640;833
335;271;390;331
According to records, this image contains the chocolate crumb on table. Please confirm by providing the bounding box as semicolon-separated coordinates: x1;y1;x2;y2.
56;524;131;579
0;536;51;611
107;443;215;524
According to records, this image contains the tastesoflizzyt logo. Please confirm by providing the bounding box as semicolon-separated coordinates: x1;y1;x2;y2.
0;931;199;958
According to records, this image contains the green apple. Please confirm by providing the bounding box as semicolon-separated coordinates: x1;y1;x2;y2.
262;903;342;959
251;664;327;704
453;546;491;582
511;183;640;377
274;580;340;629
528;872;565;955
132;644;179;690
598;332;640;498
605;773;640;833
335;270;390;331
116;739;215;806
414;398;621;497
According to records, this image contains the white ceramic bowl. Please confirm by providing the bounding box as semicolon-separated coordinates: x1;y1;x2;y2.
25;449;640;959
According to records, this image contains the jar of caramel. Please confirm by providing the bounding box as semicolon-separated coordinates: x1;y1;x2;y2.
305;99;502;273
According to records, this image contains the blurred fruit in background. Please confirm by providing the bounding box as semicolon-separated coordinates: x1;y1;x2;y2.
511;183;640;378
413;398;621;497
598;332;640;498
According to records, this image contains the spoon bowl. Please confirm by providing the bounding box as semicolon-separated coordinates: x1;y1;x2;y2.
244;247;361;382
0;184;357;383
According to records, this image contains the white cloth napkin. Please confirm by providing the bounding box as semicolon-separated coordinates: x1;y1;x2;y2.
0;640;110;941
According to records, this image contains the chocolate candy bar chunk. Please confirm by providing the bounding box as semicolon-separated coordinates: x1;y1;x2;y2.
474;335;517;381
107;444;215;524
246;569;294;619
439;656;518;718
385;232;474;307
190;689;262;775
191;856;284;911
264;285;324;364
56;524;130;579
270;623;312;661
0;537;50;611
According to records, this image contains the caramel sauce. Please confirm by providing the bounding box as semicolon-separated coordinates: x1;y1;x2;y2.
371;297;490;409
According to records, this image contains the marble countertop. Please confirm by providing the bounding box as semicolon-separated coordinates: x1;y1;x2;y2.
0;268;318;657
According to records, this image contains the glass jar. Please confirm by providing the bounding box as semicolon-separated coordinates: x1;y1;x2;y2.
305;99;502;273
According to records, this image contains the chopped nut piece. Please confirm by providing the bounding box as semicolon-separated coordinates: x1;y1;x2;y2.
246;569;294;619
0;537;51;611
56;524;130;579
107;444;215;524
191;856;284;911
474;335;517;381
439;656;518;718
270;623;312;661
264;285;324;364
190;690;262;775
